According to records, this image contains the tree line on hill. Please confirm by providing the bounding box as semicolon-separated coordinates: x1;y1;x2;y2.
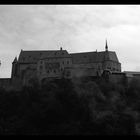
0;77;140;135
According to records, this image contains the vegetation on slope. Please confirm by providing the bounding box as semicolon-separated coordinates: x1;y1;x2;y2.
0;77;140;135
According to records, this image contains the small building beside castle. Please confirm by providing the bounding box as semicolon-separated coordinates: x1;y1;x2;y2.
11;40;121;87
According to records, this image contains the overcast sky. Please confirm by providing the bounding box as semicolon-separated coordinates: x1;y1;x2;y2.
0;5;140;78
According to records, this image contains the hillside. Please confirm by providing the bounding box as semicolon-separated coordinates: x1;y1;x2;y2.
0;77;140;135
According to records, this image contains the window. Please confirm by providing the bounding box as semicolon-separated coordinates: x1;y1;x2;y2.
40;61;43;64
40;65;43;70
62;61;64;64
67;61;69;64
47;70;49;73
54;70;56;73
66;71;71;77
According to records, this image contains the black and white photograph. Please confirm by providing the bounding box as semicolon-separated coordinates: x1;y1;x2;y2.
0;5;140;135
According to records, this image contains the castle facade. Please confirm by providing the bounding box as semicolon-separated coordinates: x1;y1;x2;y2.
11;41;121;86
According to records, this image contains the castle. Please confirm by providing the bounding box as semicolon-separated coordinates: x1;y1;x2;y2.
11;40;121;87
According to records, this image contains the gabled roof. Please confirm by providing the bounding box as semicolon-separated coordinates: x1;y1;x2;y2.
108;51;119;62
70;51;119;64
17;49;120;64
18;50;70;63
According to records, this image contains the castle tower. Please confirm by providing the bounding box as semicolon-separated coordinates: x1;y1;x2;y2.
103;39;110;70
11;57;18;79
104;39;109;60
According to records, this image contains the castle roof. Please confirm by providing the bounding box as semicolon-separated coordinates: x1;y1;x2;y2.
12;57;17;63
18;49;120;64
70;51;120;64
18;50;70;63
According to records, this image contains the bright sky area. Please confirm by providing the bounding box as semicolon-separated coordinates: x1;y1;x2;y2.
0;5;139;78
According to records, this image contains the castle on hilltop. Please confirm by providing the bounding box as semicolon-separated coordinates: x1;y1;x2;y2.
11;40;121;87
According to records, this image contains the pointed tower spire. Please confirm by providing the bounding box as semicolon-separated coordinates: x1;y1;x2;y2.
105;39;108;52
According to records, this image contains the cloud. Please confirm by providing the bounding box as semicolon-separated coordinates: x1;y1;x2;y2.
0;5;139;77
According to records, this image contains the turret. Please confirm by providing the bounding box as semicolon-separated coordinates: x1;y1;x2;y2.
11;56;18;79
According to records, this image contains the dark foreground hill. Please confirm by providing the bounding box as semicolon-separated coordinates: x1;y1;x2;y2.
0;77;140;135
